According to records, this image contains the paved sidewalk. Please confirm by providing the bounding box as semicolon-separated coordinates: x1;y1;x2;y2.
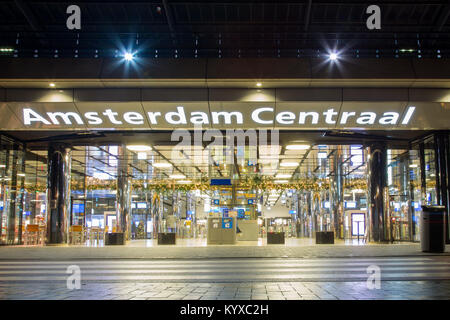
1;256;449;300
0;243;448;260
1;281;449;300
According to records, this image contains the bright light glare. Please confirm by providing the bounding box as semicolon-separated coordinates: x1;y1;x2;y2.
124;52;134;61
329;52;339;61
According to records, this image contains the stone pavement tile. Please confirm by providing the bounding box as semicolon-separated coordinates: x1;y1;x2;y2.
200;296;218;300
167;294;187;299
317;295;338;300
192;289;209;293
182;295;202;300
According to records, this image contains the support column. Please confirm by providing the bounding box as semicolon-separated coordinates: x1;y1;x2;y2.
330;148;344;239
46;144;71;244
116;145;131;242
434;133;450;244
6;147;18;245
367;143;388;242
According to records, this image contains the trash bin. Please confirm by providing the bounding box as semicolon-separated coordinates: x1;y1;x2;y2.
267;232;285;244
421;205;446;253
105;232;125;245
158;232;176;245
315;231;334;244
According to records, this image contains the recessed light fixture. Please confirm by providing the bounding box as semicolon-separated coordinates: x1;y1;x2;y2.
126;145;152;152
275;174;291;179
152;162;172;168
286;144;310;150
256;82;262;87
169;174;186;179
49;83;55;87
280;162;299;167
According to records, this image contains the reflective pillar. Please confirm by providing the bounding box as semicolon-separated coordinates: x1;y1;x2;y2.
116;145;131;241
330;148;344;239
367;143;388;242
6;148;17;245
434;133;450;244
46;145;71;244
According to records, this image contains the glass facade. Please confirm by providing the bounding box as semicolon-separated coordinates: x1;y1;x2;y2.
0;132;448;246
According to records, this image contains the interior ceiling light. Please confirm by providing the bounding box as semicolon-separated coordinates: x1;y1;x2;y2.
280;162;299;167
169;174;186;179
152;162;172;168
286;144;310;150
49;83;55;87
126;145;152;152
256;82;262;87
275;174;291;179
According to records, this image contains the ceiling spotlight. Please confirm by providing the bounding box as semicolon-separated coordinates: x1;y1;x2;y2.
126;145;152;152
256;82;262;87
329;52;339;61
124;52;134;61
286;144;310;150
49;83;55;87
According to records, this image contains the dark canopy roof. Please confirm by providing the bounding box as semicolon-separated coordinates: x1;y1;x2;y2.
0;0;449;58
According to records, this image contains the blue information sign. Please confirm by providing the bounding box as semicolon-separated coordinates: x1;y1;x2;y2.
222;218;233;229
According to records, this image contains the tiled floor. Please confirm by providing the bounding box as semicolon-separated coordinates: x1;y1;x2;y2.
1;240;447;260
1;281;449;300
